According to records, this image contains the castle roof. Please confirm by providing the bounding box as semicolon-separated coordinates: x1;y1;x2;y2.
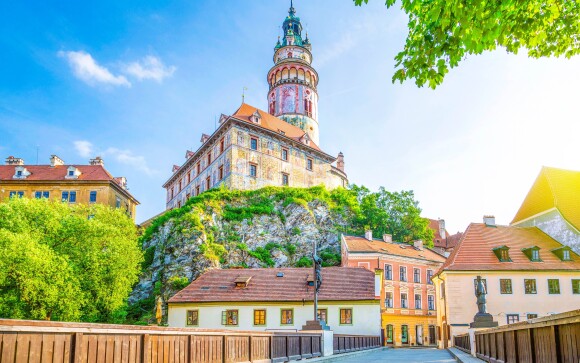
168;267;377;303
511;166;580;229
436;223;580;275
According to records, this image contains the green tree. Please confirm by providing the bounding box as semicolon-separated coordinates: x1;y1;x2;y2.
352;186;434;246
0;198;142;322
355;0;580;88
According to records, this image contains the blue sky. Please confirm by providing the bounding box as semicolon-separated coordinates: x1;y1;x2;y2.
1;0;579;232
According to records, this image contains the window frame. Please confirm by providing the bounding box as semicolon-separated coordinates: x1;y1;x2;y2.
249;163;258;178
507;314;520;324
414;293;422;310
339;308;353;325
222;309;239;326
250;137;258;151
281;148;289;161
385;291;393;308
500;278;513;294
282;172;289;186
413;268;421;283
524;279;537;294
548;279;560;294
526;313;538;320
573;279;580;294
186;310;199;326
220;138;225;153
426;269;434;285
317;308;328;324
401;293;408;309
253;309;266;326
400;266;407;282
218;165;224;181
427;295;435;311
306;158;313;171
89;191;97;203
384;264;393;280
280;308;294;325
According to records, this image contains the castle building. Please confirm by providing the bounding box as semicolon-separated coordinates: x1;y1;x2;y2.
0;155;139;219
163;3;347;210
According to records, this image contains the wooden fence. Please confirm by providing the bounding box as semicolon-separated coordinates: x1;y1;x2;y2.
332;334;381;354
0;319;322;363
454;309;580;363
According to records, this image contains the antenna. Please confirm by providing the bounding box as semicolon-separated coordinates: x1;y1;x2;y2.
242;87;248;103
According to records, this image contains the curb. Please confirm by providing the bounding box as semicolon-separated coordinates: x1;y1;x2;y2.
447;347;485;363
300;347;388;362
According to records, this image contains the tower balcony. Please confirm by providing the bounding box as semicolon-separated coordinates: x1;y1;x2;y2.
269;78;317;92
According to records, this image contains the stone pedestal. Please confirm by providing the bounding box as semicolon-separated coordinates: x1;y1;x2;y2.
470;313;499;329
300;321;333;357
301;320;330;331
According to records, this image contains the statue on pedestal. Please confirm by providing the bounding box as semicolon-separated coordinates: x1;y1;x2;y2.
470;275;498;328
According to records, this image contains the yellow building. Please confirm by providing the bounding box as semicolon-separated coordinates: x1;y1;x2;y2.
433;216;580;348
341;232;446;347
0;155;139;219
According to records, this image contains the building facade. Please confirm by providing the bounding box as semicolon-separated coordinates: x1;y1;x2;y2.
167;267;382;336
341;232;446;347
0;155;139;219
162;4;347;210
511;166;580;253
433;217;580;348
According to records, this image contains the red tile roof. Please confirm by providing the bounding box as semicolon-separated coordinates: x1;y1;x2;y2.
168;267;377;303
342;235;446;264
0;164;114;181
232;103;322;152
427;219;462;250
437;223;580;274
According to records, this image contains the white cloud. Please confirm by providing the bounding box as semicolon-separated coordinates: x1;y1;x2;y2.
58;50;131;87
74;140;94;158
124;56;176;82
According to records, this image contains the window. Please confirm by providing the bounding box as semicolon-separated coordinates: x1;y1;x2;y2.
207;154;211;166
220;138;225;153
253;309;266;326
525;279;537;294
196;163;201;175
385;292;393;308
282;148;289;161
428;295;435;310
16;170;22;176
522;246;542;261
282;173;289;186
400;266;407;282
385;265;393;280
500;279;512;294
250;164;257;177
115;196;121;208
281;309;293;325
493;246;511;262
61;191;77;203
548;279;560;294
317;309;327;323
250;137;258;150
401;293;408;309
186;310;199;326
386;325;394;344
573;280;580;294
186;174;190;185
306;158;313;171
68;170;74;176
34;191;50;199
206;176;211;190
527;313;538;320
339;308;352;325
532;249;540;261
563;250;571;261
427;270;433;285
222;310;239;326
89;191;97;203
414;268;421;283
9;191;24;198
507;314;519;324
218;165;224;181
414;294;422;309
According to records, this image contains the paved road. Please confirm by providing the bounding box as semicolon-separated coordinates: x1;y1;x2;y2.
333;348;456;363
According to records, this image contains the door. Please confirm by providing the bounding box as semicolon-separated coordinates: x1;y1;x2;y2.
401;325;409;344
429;325;436;346
416;325;423;345
386;324;394;344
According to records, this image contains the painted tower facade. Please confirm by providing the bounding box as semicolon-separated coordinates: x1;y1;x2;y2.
267;3;320;145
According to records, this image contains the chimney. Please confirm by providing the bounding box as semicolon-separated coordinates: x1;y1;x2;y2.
200;133;210;144
365;230;373;241
89;156;104;166
483;215;496;227
5;156;24;165
438;219;446;239
50;155;64;167
414;240;423;250
382;234;392;243
336;152;345;172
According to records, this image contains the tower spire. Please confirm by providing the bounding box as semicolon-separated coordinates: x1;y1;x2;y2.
289;0;295;16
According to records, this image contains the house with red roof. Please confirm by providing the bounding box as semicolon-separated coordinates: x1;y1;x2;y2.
428;218;463;256
162;4;347;210
167;267;382;336
433;216;580;348
0;155;139;219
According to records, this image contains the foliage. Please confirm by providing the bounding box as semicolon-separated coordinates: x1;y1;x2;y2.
320;250;342;267
295;256;313;267
0;198;142;322
248;242;281;267
142;246;156;269
355;0;580;88
350;185;434;246
168;276;190;291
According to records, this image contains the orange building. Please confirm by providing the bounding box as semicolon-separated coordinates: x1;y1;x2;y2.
341;232;446;347
0;155;139;219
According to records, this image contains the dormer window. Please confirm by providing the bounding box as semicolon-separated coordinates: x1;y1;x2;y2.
13;166;30;179
250;111;261;124
493;246;512;262
307;274;314;286
234;276;252;288
522;246;542;262
552;246;573;261
65;166;81;179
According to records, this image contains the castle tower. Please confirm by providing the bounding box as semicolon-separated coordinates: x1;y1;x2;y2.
267;1;320;145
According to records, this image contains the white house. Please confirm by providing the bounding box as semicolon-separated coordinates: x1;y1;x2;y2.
168;267;382;336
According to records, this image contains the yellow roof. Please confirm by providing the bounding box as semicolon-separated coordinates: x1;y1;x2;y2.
511;166;580;228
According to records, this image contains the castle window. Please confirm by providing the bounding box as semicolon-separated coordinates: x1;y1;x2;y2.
195;185;200;196
115;196;121;208
282;148;289;161
250;137;258;150
548;279;560;294
249;164;258;178
196;163;201;175
219;165;224;181
282;173;289;186
206;176;211;190
220;138;225;153
306;158;313;171
270;101;276;114
207;154;211;166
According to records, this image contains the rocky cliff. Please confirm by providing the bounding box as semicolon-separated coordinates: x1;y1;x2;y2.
127;186;360;324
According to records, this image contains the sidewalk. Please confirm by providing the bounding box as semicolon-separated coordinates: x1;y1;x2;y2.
447;347;485;363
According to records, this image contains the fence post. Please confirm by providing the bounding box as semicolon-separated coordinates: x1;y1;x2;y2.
142;334;150;363
72;332;83;363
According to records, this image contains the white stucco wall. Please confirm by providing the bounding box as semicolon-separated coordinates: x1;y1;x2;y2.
440;271;580;338
168;302;381;336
